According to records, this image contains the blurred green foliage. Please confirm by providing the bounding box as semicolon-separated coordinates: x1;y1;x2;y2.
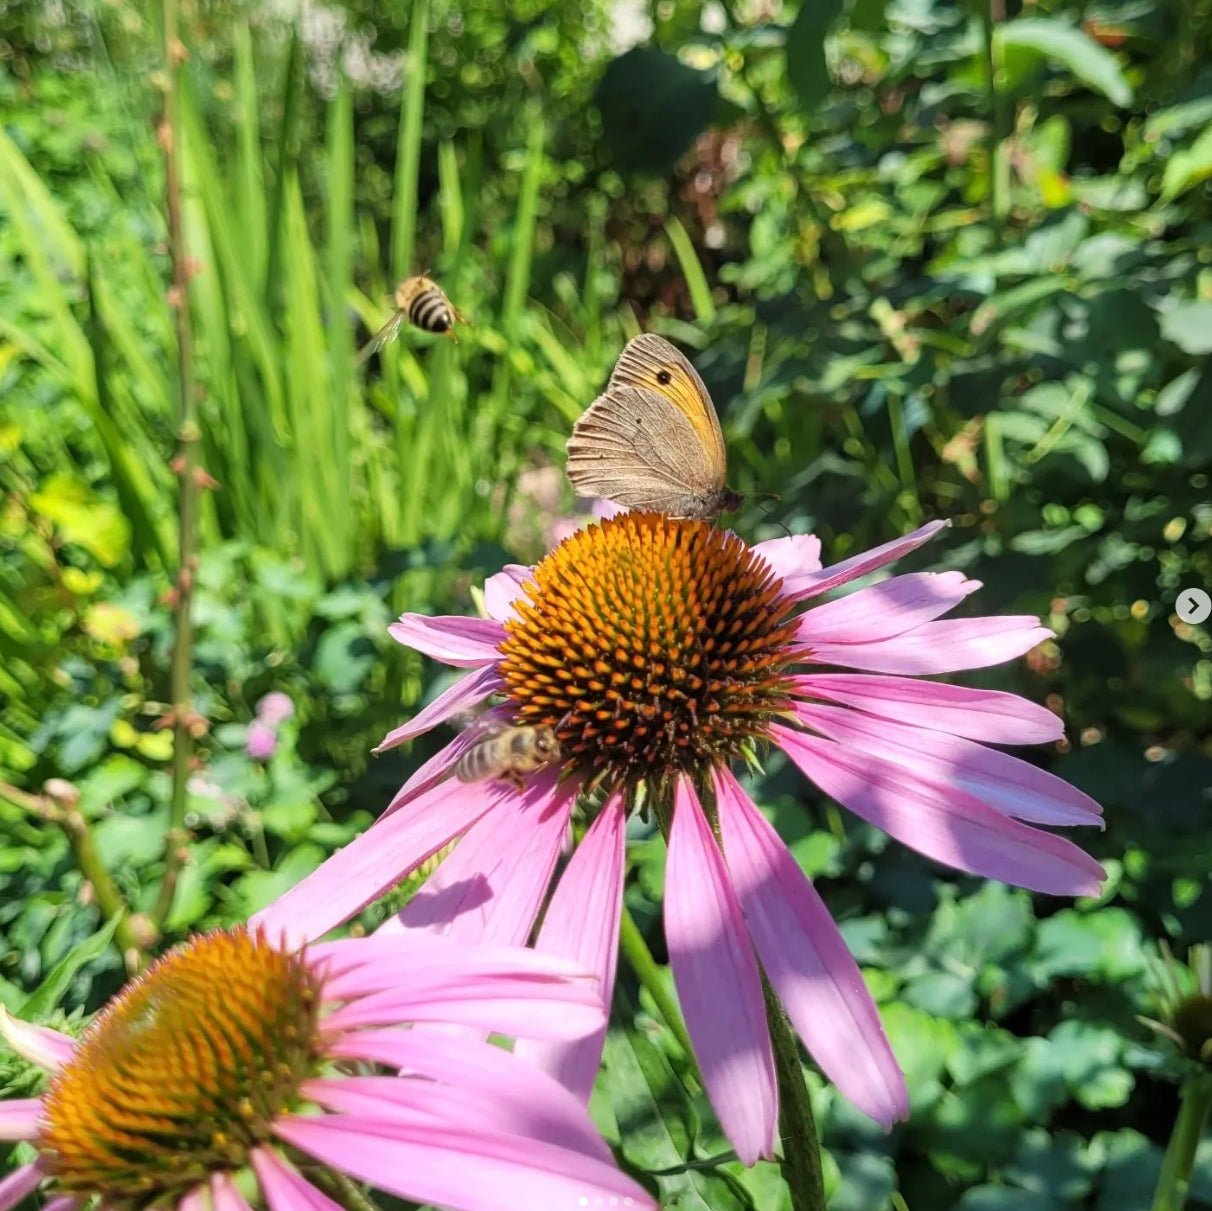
2;0;1212;1204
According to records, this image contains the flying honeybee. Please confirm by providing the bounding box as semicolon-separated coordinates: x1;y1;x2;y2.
454;723;561;791
356;275;466;364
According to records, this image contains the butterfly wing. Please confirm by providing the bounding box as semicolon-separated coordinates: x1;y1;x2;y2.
355;310;407;366
607;334;727;486
566;385;721;514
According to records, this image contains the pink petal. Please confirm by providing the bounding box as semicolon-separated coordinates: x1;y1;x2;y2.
275;1114;656;1211
328;1030;613;1161
178;1185;207;1211
808;617;1053;675
252;1147;345;1211
785;520;949;599
380;706;514;818
792;673;1064;745
665;778;776;1165
593;498;625;519
41;1199;77;1211
772;725;1105;896
312;932;591;991
0;1099;43;1140
0;1009;75;1071
483;566;533;622
211;1171;255;1211
393;772;577;944
513;795;628;1100
321;948;605;1039
794;702;1102;827
387;614;506;667
373;665;502;754
0;1165;42;1211
714;769;908;1128
797;572;980;646
306;1068;611;1164
250;776;511;946
752;533;823;582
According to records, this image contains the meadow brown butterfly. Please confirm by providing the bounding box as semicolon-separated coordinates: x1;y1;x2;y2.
565;333;742;521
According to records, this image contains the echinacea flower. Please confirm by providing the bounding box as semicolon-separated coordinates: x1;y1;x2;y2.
0;928;654;1211
254;513;1105;1163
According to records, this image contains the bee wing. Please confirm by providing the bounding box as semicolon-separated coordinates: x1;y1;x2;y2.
457;708;510;743
356;310;407;366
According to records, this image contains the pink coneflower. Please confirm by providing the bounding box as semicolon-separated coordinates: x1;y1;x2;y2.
254;513;1105;1163
0;928;654;1211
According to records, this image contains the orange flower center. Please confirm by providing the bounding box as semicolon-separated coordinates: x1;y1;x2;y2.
499;512;800;792
38;930;322;1200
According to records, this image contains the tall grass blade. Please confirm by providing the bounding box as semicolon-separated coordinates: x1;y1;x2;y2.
665;216;716;324
265;25;302;310
392;0;430;281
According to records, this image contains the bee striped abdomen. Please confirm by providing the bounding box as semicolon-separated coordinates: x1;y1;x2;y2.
409;289;454;334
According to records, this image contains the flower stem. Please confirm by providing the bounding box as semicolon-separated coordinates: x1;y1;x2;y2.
1151;1075;1212;1211
764;973;826;1211
618;902;698;1067
154;0;202;932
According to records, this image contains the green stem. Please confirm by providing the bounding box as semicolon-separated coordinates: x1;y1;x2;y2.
978;0;1011;229
764;975;827;1211
618;903;698;1070
154;0;202;933
1151;1075;1212;1211
0;781;149;971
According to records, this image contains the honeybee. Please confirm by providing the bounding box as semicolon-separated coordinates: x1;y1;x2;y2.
356;275;466;364
454;723;561;790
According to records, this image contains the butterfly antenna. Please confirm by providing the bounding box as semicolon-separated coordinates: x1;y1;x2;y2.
753;495;790;537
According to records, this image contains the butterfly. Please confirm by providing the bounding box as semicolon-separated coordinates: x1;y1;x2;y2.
565;333;741;521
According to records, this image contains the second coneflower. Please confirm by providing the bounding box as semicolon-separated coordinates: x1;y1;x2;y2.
0;927;653;1211
254;512;1105;1162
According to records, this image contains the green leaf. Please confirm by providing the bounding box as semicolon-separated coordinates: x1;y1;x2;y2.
996;19;1133;107
1158;300;1212;354
784;0;846;111
595;48;718;175
20;916;119;1020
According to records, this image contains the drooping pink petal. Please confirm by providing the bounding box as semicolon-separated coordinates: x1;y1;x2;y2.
808;617;1053;675
41;1198;77;1211
483;566;533;622
513;795;628;1101
0;1164;43;1211
792;673;1064;745
772;725;1105;896
387;614;506;667
211;1171;256;1211
714;768;908;1128
178;1184;207;1211
373;665;502;754
328;1029;613;1161
250;776;514;947
665;778;776;1165
752;533;822;582
252;1147;345;1211
0;1098;43;1140
797;572;981;646
0;1008;75;1071
392;772;577;945
784;520;949;599
275;1114;657;1211
794;702;1101;827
